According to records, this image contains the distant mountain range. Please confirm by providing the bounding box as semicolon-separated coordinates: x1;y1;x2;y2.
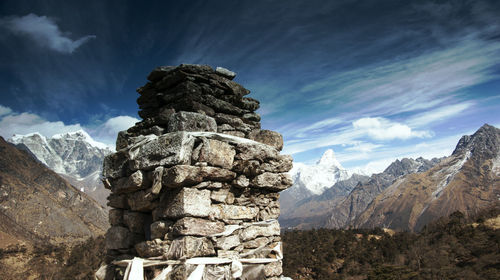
353;124;500;231
280;155;440;229
8;130;111;207
4;124;498;233
281;124;500;232
324;157;441;229
0;136;108;247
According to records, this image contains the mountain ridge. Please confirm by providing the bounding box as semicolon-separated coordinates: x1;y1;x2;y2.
353;124;500;231
0;136;108;246
8;130;111;206
323;156;441;229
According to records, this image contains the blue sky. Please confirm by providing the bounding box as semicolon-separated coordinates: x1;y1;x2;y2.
0;0;499;174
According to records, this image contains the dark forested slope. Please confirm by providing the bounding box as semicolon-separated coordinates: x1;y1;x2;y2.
282;204;500;280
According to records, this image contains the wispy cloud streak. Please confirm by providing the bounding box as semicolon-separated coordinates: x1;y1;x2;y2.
301;38;500;117
280;36;500;159
407;102;474;128
1;13;96;53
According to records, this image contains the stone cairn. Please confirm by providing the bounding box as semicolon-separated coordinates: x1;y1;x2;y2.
97;64;293;280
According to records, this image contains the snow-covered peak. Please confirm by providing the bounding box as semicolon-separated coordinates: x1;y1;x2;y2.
52;129;87;139
10;132;47;144
7;130;111;179
288;149;351;196
317;149;343;168
51;129;110;150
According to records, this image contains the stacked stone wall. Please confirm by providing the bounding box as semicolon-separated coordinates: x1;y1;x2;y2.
99;65;292;280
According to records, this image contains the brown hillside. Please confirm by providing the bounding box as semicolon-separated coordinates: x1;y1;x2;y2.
0;136;108;246
354;124;500;231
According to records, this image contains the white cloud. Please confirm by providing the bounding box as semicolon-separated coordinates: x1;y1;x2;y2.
282;118;430;156
344;142;382;153
407;102;474;127
352;117;431;141
1;13;96;54
90;116;140;148
350;158;396;176
344;133;463;175
0;105;12;116
0;112;83;139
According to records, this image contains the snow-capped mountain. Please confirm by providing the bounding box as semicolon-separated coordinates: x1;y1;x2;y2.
288;149;351;196
280;149;353;215
8;130;111;206
280;151;441;229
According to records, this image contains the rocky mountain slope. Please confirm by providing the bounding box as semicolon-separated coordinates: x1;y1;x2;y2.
0;136;108;246
353;124;500;231
8;130;111;206
324;157;441;229
280;149;351;216
280;173;370;229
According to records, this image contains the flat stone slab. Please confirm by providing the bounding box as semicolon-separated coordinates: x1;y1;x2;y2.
167;236;215;259
172;217;224;236
215;67;236;80
240;220;281;241
127;189;158;212
211;204;259;220
105;226;132;250
167;111;217;133
135;239;169;258
160;188;211;219
196;138;236;169
162;165;236;188
128;132;196;171
250;130;284;151
103;150;129;179
215;234;240;250
250;172;293;191
112;170;147;194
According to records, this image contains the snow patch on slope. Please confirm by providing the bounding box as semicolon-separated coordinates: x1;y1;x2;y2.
492;153;500;176
432;150;471;200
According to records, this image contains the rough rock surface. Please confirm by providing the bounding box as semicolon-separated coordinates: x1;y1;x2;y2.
100;65;292;279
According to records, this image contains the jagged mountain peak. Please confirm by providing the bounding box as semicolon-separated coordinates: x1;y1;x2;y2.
7;130;111;206
452;124;500;159
52;129;89;139
317;148;343;168
290;149;350;196
383;157;433;177
10;132;47;143
52;129;111;150
10;130;111;151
